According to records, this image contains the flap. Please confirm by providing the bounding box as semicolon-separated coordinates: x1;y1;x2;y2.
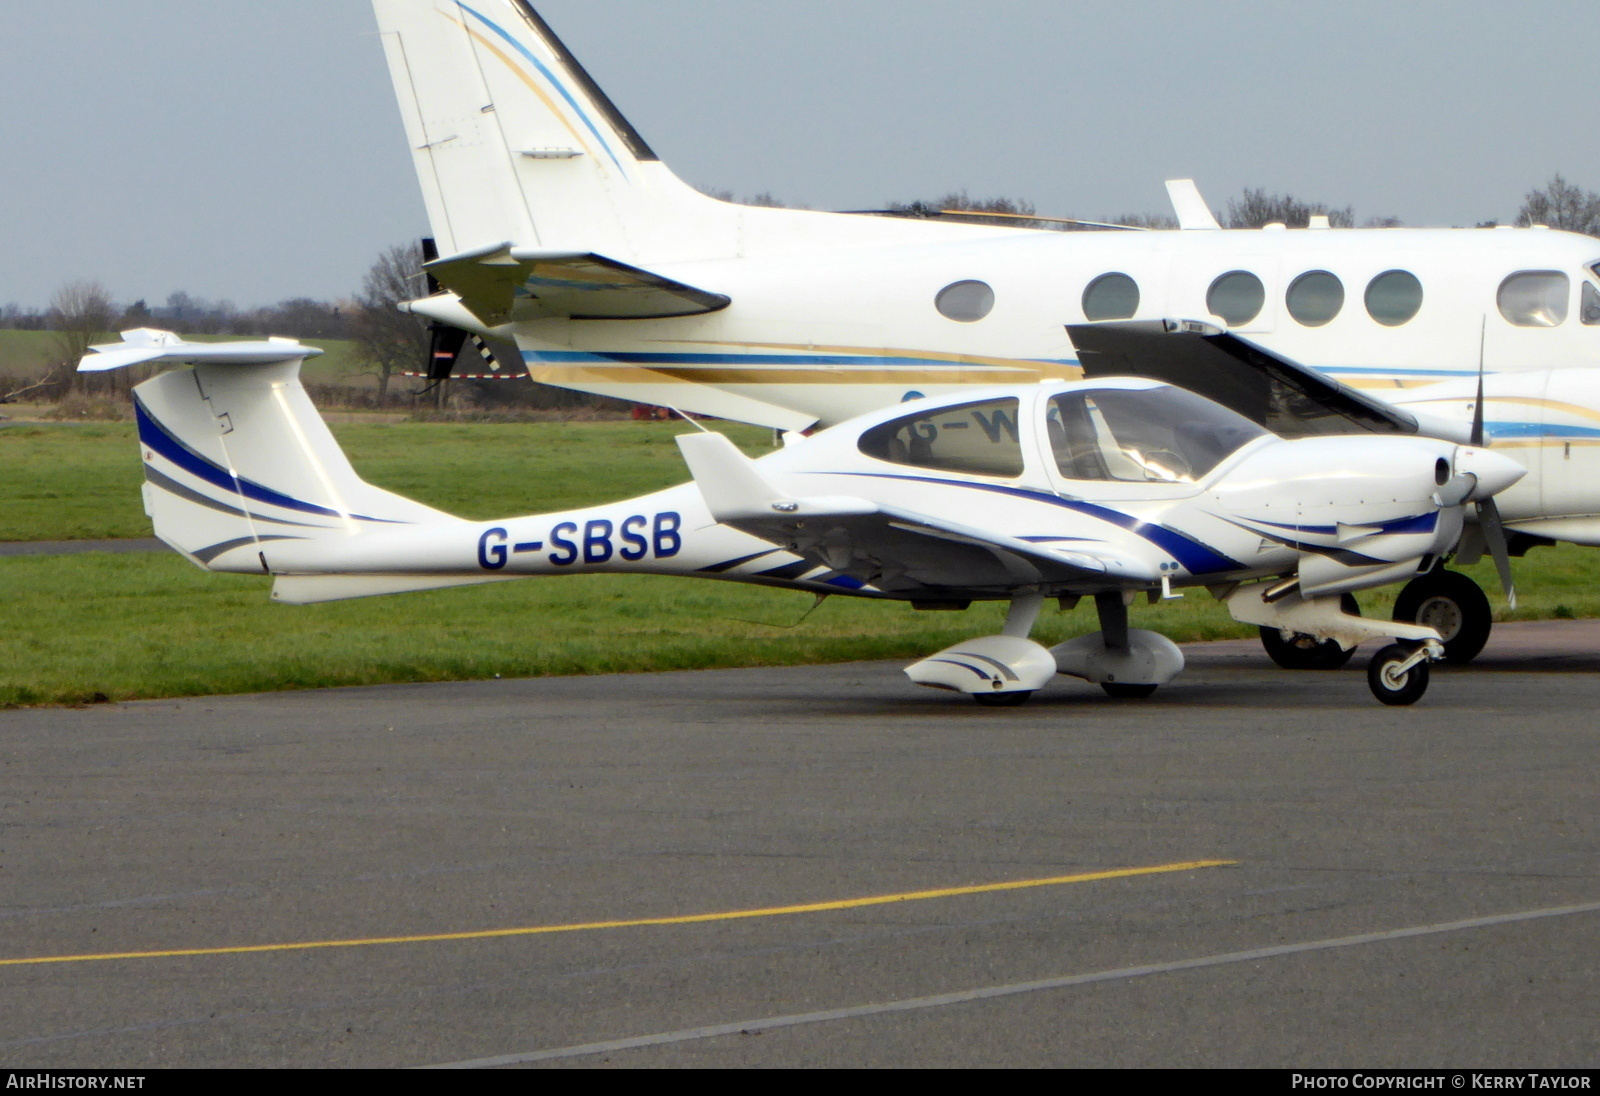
1067;320;1420;438
425;242;731;325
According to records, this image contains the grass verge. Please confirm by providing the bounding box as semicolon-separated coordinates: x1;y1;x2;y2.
3;546;1597;708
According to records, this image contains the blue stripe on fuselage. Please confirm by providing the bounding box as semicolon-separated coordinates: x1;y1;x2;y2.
817;471;1240;575
522;349;1080;370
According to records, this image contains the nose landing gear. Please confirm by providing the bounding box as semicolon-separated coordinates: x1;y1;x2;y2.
1367;639;1445;706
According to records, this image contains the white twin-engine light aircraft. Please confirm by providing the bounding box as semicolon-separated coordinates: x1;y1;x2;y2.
79;326;1524;707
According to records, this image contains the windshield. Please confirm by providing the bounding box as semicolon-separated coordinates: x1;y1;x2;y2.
1047;386;1267;483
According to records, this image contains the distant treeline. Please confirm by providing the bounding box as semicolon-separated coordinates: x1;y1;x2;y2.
711;174;1600;236
0;292;351;340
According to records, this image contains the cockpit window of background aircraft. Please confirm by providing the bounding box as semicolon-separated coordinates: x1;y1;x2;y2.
1498;271;1569;327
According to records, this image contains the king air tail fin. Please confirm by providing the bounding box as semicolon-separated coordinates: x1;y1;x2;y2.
372;0;731;262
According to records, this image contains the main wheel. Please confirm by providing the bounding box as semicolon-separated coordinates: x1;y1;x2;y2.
1101;682;1158;699
1259;593;1360;670
1367;643;1430;706
974;690;1032;707
1392;569;1491;665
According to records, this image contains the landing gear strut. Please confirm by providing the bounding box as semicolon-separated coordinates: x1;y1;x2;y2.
1392;568;1491;665
1259;594;1360;670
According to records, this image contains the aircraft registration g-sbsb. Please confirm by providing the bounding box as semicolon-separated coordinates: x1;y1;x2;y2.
367;0;1600;673
79;326;1524;706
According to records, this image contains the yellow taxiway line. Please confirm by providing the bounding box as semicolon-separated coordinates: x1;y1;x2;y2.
0;859;1234;968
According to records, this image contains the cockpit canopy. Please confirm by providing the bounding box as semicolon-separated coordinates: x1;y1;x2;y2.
856;383;1268;484
1047;385;1266;483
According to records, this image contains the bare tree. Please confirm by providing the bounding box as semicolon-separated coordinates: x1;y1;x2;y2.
1516;174;1600;236
46;280;116;396
350;242;429;401
886;191;1050;229
1225;189;1354;229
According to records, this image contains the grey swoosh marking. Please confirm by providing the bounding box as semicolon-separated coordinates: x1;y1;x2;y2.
144;467;330;530
191;535;303;564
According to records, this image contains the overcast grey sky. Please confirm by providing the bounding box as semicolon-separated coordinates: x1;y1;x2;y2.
2;1;1596;309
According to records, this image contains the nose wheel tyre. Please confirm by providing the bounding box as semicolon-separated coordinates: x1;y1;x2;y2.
1259;594;1360;670
1367;643;1431;705
1392;569;1491;665
974;690;1033;707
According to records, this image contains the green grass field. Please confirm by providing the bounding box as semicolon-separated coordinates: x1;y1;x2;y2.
2;418;1597;707
0;419;774;542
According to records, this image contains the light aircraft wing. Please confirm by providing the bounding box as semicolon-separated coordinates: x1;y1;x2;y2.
426;242;730;325
677;433;1157;589
1066;320;1468;442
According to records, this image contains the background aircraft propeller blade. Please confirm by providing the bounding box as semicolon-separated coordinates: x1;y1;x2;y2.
1478;497;1517;609
1468;315;1513;606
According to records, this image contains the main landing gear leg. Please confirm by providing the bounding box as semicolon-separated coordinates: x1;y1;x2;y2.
1094;592;1157;699
1392;567;1492;665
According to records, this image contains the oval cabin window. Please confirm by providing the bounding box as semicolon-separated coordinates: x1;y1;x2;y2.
1206;271;1265;327
935;280;995;322
1498;271;1569;327
1365;270;1424;326
1081;273;1140;321
1286;271;1344;327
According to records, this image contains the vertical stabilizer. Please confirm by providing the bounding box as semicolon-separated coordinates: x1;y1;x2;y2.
86;337;461;572
373;0;728;261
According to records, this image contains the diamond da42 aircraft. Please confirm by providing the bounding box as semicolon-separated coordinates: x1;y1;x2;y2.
81;322;1524;706
364;0;1600;670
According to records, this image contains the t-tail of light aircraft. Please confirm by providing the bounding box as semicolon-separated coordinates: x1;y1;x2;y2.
81;328;1525;706
371;0;1600;438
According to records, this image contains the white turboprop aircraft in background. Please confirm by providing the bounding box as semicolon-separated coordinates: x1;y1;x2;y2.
366;0;1600;669
80;327;1524;706
371;0;1600;426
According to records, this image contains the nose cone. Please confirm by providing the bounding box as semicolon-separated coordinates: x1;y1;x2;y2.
1454;446;1527;500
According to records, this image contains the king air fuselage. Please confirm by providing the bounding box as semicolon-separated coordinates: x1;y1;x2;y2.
479;219;1600;430
379;0;1600;546
374;4;1600;436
